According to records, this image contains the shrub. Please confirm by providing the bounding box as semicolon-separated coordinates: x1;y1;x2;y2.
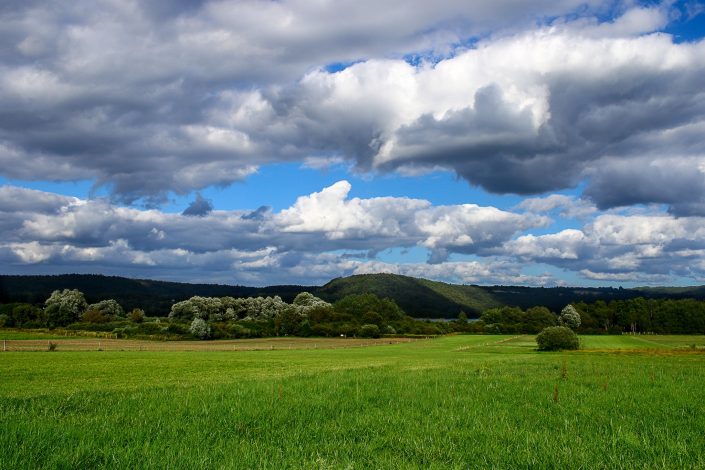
297;320;313;337
0;314;8;327
227;323;254;338
382;324;397;335
68;321;129;332
112;325;139;338
208;322;229;339
129;308;145;323
311;323;334;337
11;304;47;328
536;326;580;351
358;324;380;338
167;322;189;335
82;309;112;323
138;322;165;335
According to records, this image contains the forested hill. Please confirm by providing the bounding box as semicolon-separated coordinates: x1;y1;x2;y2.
0;274;308;317
2;273;705;318
316;274;705;317
316;274;503;317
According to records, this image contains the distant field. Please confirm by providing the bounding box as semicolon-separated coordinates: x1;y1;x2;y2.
0;329;85;340
580;334;705;350
2;334;705;468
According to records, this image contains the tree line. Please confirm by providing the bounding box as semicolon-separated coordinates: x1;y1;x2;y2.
478;298;705;334
572;298;705;334
0;289;461;339
2;289;705;338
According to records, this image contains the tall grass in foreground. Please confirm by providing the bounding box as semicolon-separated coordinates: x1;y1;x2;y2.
1;335;704;468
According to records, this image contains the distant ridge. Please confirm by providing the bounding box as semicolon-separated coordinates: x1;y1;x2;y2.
1;273;704;318
0;274;308;317
316;274;503;317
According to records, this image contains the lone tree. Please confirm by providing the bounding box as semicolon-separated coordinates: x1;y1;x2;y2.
45;289;88;327
536;326;580;351
559;304;581;330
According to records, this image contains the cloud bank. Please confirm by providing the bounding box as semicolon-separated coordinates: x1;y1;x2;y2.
3;182;705;285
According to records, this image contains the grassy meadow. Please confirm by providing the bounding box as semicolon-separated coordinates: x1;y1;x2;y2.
2;335;705;468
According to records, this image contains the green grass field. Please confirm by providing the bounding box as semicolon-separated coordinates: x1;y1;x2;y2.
2;335;705;468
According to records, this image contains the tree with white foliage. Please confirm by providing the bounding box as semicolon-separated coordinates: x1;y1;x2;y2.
170;295;290;324
559;304;582;330
169;299;198;320
87;299;125;318
45;289;88;327
259;296;288;320
221;297;243;320
240;296;288;321
292;292;331;315
169;296;224;321
190;317;211;339
189;296;224;320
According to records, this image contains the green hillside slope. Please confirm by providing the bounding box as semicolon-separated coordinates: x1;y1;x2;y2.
315;273;502;318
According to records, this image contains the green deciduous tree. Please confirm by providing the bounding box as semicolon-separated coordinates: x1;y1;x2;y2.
10;304;47;328
86;299;125;319
457;311;468;324
334;294;404;321
129;308;145;323
82;309;112;323
524;306;558;333
275;305;306;336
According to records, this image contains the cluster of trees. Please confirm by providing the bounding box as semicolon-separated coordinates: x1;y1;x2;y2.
0;288;457;339
167;292;451;339
480;304;582;350
0;274;308;316
478;298;705;335
572;298;705;334
0;289;144;329
168;292;330;339
534;305;581;350
479;306;559;334
4;287;705;339
169;295;293;322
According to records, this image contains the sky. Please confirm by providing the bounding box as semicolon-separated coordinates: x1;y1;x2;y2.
2;0;705;287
